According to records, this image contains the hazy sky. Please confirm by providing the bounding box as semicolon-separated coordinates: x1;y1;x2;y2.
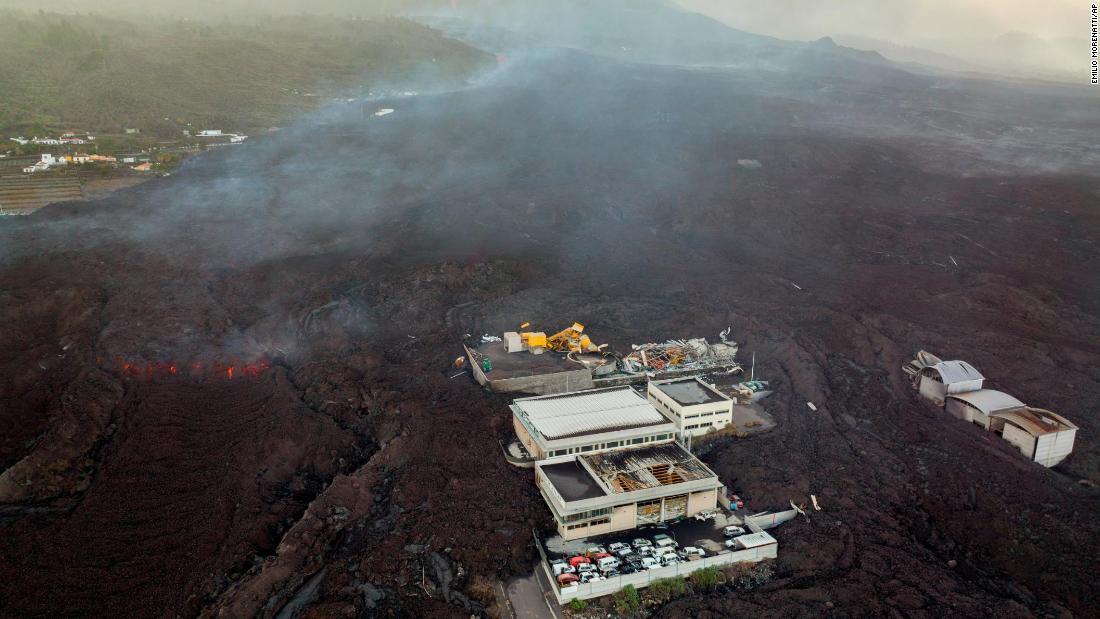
676;0;1079;41
675;0;1086;80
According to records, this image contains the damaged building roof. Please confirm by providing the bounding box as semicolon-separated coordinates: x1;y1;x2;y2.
948;389;1025;413
513;387;672;440
929;360;985;384
992;407;1077;436
581;442;716;494
651;377;730;405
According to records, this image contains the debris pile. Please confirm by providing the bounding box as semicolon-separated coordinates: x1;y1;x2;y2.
621;337;740;374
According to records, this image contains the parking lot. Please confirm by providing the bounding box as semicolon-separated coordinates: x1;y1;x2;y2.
539;509;759;585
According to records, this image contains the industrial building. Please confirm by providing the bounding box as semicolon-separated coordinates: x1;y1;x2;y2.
917;360;985;403
647;377;734;437
535;441;724;540
511;387;679;460
945;389;1025;428
905;351;1077;468
989;407;1077;467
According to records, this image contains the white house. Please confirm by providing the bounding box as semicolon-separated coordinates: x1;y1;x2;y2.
647;377;735;437
917;360;985;403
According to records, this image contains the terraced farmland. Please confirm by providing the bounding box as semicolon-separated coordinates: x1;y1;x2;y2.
0;175;83;214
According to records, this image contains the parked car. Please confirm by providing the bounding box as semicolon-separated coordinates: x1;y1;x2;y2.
608;542;630;553
576;563;596;574
557;573;579;586
640;556;660;569
723;525;746;537
550;561;575;576
580;572;603;584
725;537;748;549
653;534;677;550
619;564;638;575
597;556;621;572
586;546;606;556
615;547;634;559
637;545;656;557
593;552;613;561
693;510;719;521
680;546;705;558
661;554;681;566
632;538;653;549
568;556;591;568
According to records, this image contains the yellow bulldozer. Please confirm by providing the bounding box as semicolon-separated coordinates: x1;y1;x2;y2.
520;322;600;353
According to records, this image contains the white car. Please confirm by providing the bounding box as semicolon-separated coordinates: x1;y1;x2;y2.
693;510;719;521
723;525;746;537
576;563;596;574
550;561;575;576
661;553;681;566
608;542;630;553
640;556;660;569
680;546;705;557
615;547;634;559
632;538;653;549
725;537;747;549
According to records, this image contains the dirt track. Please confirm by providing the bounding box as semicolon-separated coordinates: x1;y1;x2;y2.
1;49;1099;617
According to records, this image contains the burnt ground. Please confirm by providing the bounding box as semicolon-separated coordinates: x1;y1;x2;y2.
1;47;1099;618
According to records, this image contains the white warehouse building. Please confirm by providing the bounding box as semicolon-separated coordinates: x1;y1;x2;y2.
647;377;734;437
511;387;679;461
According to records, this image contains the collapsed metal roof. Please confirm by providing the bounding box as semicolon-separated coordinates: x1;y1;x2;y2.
513;387;672;440
930;360;985;384
948;389;1024;413
581;442;716;494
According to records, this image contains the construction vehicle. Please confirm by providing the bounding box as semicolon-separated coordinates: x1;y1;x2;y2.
543;322;599;353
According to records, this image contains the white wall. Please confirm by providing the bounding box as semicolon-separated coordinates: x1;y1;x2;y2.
1034;429;1076;467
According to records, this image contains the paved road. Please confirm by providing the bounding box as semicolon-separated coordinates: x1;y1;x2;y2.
504;563;562;619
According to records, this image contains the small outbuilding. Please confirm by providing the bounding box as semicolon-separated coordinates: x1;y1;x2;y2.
918;360;984;403
989;407;1078;467
945;389;1025;429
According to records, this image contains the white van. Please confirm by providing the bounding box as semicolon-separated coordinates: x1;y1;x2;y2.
597;556;620;572
640;556;660;570
653;534;677;550
550;561;574;576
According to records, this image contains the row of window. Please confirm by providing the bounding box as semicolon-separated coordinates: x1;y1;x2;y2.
547;433;674;458
652;396;681;418
685;422;722;430
685;410;722;420
565;517;610;531
563;507;612;523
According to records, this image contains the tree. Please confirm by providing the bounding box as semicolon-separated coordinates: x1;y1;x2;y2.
613;585;641;615
568;597;587;612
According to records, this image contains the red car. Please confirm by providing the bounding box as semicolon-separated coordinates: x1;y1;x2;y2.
568;555;591;568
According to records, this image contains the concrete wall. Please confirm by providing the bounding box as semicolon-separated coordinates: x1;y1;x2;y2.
513;417;542;459
945;398;990;427
1001;423;1036;459
611;504;636;531
744;509;800;530
491;369;595;396
687;489;717;515
1034;429;1076;468
919;375;947;404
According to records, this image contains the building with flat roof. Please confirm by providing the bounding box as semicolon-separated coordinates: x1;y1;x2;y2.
511;387;678;460
535;442;724;540
647;377;734;437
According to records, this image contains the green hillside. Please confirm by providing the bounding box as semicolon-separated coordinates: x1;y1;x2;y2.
0;10;492;136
